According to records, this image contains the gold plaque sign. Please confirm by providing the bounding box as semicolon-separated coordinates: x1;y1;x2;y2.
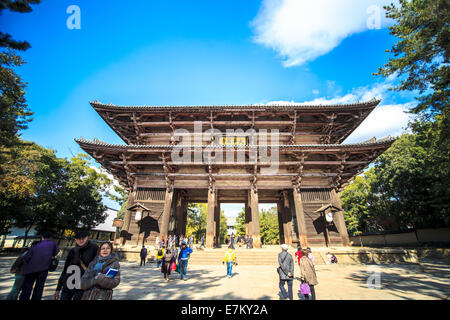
218;136;247;146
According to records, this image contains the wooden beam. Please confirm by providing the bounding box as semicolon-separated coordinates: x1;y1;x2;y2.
138;121;348;127
110;160;368;166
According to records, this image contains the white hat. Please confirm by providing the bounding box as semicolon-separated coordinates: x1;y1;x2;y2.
281;244;289;250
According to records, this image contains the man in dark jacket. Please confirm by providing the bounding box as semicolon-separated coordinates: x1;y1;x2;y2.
19;232;59;300
53;230;98;300
278;244;294;300
140;245;148;267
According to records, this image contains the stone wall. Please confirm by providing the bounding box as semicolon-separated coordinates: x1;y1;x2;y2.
349;227;450;247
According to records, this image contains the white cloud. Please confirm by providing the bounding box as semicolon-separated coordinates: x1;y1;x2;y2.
345;103;414;143
265;78;416;142
251;0;396;67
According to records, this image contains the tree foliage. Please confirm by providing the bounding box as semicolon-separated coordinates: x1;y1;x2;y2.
186;203;207;241
0;0;41;148
376;0;449;118
234;206;280;244
259;206;280;245
0;141;112;241
0;0;41;51
0;50;34;148
342;121;450;234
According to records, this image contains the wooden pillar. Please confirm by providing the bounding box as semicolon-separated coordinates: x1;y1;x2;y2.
181;199;188;237
121;190;135;245
206;188;216;248
292;188;308;248
247;192;253;237
159;187;174;243
282;191;293;246
214;202;220;247
175;195;184;236
277;202;285;244
250;188;261;248
331;189;350;246
244;202;251;237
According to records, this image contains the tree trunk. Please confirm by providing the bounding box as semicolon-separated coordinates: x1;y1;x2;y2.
58;229;65;245
23;227;31;248
0;234;6;249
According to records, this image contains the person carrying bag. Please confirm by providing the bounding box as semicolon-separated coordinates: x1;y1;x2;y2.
299;249;318;300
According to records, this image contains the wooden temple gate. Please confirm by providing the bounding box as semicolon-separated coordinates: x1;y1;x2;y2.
76;99;395;248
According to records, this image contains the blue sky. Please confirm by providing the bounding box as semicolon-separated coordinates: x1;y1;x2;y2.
1;0;415;214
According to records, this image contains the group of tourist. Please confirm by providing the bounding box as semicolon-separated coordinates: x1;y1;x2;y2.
226;234;254;249
140;240;194;281
6;230;319;301
154;234;196;250
278;244;318;300
6;230;121;301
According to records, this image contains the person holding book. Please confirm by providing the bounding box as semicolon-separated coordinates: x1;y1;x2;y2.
80;242;120;300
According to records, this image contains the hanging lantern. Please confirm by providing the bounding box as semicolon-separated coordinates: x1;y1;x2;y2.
135;210;142;221
325;211;334;223
112;218;124;228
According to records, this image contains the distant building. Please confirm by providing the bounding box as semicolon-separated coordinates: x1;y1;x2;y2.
1;207;119;247
90;207;119;241
226;216;237;235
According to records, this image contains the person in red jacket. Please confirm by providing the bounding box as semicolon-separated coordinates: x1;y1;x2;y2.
294;245;303;266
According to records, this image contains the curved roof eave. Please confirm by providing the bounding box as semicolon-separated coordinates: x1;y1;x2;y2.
89;99;381;112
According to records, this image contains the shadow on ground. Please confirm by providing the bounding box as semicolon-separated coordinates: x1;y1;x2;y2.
344;258;449;300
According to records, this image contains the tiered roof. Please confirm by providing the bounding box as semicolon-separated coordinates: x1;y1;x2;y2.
76;99;395;191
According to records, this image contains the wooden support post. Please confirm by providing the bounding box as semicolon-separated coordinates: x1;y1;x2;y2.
181;199;188;237
247;191;253;237
121;190;135;245
250;188;261;248
159;187;174;244
206;188;216;248
282;191;293;246
214;202;220;247
244;201;251;237
292;188;308;248
277;202;285;244
331;189;350;246
175;195;184;236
